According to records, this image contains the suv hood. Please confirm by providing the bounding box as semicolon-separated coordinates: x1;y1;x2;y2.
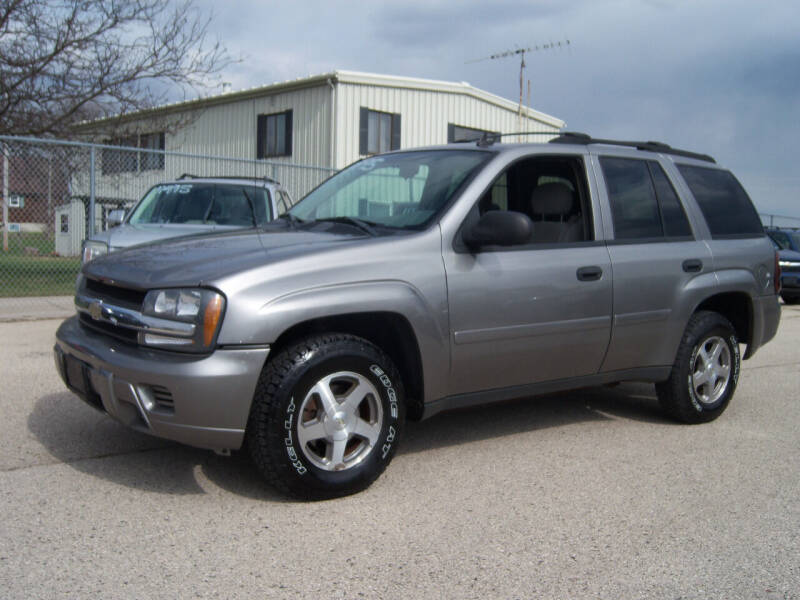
93;223;241;249
83;226;368;289
778;247;800;262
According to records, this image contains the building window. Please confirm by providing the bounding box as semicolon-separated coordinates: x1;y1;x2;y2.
447;123;497;143
140;132;166;170
359;107;401;155
257;110;293;158
101;132;165;174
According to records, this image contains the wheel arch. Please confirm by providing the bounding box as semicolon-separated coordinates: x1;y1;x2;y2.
269;311;426;420
694;291;754;354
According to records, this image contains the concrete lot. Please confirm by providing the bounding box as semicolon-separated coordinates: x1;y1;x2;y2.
0;306;798;599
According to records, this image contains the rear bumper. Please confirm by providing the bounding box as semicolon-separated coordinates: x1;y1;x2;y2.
745;294;781;359
54;316;269;451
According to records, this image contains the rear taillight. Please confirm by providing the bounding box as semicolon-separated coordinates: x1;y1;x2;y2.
774;250;782;294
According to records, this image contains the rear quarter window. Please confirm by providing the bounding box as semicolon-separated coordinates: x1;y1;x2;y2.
677;165;763;237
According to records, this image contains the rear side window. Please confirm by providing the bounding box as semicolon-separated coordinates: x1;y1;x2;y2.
600;157;692;240
677;165;763;237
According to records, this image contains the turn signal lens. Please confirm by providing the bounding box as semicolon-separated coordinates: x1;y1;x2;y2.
204;294;224;347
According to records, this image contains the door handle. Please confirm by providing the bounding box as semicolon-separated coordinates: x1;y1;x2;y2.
682;259;703;273
577;266;603;281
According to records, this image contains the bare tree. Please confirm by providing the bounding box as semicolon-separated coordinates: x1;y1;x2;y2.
0;0;232;137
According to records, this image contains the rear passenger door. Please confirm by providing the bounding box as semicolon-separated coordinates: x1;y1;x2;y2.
594;155;714;372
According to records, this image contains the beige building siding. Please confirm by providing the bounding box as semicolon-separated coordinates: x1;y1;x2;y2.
169;85;332;168
75;71;564;201
333;79;562;168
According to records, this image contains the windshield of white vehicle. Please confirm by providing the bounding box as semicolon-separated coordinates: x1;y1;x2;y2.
289;150;491;229
128;183;271;226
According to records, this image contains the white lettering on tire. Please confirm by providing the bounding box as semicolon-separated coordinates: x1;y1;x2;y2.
284;396;307;475
370;364;398;457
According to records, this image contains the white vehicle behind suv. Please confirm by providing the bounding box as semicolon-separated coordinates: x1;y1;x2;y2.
81;174;295;263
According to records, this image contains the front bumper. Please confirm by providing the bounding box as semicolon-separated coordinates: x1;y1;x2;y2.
54;316;269;451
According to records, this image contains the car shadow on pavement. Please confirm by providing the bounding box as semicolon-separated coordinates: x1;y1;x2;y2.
28;383;672;500
27;392;288;502
400;382;674;455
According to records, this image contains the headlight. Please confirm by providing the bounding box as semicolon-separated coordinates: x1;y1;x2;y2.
141;288;226;352
779;260;800;268
82;240;108;264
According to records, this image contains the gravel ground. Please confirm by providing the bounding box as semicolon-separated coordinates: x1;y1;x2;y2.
0;305;798;599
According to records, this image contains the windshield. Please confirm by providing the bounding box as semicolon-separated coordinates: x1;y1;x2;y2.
128;183;271;226
289;150;491;229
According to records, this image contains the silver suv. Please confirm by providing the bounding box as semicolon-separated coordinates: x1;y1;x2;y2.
55;133;781;498
81;174;295;263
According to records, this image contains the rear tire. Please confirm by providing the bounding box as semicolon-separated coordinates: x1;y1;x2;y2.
247;333;405;499
781;294;800;305
656;311;740;424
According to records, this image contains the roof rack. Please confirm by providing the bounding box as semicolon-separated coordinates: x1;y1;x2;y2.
549;131;716;163
176;173;280;184
472;131;556;147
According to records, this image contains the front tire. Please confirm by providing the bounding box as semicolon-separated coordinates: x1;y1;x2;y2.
247;334;405;499
656;311;740;424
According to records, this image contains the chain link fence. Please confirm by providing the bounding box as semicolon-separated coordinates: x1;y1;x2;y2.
0;135;336;305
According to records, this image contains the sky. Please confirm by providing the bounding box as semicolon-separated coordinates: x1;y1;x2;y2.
195;0;800;221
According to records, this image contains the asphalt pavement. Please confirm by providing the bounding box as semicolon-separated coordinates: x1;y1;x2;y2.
0;305;798;599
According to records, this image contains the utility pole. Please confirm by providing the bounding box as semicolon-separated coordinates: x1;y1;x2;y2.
467;40;570;140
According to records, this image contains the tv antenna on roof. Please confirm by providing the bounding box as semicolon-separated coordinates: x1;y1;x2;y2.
466;40;571;139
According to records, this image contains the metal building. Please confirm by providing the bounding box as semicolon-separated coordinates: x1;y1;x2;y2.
78;70;565;173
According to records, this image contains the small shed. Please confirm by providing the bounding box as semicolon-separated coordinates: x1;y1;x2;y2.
54;201;85;256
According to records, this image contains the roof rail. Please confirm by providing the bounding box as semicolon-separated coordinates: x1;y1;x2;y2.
176;173;281;184
471;131;559;147
549;131;716;163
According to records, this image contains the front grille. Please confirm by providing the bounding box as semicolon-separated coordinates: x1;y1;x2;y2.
783;264;800;273
84;278;146;309
79;313;139;344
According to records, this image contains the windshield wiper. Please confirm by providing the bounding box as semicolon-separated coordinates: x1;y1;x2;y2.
315;216;379;236
277;213;306;229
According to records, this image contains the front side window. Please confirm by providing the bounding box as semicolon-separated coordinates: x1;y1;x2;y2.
257;110;293;158
291;150;490;230
677;165;763;237
359;108;401;155
473;154;592;245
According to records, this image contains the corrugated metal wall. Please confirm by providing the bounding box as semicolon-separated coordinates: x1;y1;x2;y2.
91;76;562;179
168;85;333;168
333;82;560;168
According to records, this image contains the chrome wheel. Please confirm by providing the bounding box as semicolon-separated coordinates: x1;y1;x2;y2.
296;371;383;472
690;335;731;406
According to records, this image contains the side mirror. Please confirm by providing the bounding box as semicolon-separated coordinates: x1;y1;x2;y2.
462;210;533;249
107;209;126;228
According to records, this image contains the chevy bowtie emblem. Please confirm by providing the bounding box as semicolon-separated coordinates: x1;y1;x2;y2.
89;301;103;321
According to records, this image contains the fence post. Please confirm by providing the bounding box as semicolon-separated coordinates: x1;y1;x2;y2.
89;146;96;236
2;142;8;251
